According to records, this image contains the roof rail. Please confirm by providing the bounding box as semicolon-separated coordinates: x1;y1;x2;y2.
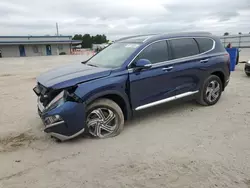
188;31;212;35
115;34;158;42
161;31;212;35
114;31;212;43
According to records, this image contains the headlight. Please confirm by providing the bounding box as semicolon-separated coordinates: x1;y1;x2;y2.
247;60;250;64
46;90;65;109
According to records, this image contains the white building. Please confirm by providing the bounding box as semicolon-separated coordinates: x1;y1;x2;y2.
0;36;81;58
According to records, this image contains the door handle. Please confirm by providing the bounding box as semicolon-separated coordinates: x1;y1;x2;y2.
200;59;209;63
162;66;173;71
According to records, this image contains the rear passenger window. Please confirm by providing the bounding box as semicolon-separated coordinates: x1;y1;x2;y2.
195;38;214;53
170;38;199;59
137;41;168;64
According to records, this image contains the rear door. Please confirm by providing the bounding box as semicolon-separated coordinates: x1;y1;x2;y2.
167;38;206;95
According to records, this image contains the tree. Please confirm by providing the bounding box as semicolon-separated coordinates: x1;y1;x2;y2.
224;32;229;36
92;34;108;44
72;33;108;48
72;34;83;40
81;34;92;48
102;34;107;43
91;36;95;42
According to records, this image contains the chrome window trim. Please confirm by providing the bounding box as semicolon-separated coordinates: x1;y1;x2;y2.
127;51;225;73
135;90;199;110
127;37;216;70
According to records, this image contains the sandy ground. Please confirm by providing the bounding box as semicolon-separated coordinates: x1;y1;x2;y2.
0;55;250;188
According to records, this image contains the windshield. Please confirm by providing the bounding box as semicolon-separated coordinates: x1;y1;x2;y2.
86;42;140;68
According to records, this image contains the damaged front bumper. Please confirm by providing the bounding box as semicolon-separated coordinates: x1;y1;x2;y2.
42;101;86;141
34;87;86;141
39;101;86;141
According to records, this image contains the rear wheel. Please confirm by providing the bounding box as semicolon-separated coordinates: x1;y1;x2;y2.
86;98;124;138
197;75;222;106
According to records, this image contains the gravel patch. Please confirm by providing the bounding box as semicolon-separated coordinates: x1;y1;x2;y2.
0;55;250;188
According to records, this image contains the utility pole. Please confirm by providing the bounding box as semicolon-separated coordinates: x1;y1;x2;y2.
56;23;59;55
56;22;59;36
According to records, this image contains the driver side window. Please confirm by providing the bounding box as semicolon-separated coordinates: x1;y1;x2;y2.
134;40;169;65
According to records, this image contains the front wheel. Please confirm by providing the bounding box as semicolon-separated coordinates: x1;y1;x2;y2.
245;72;250;77
196;75;222;106
86;98;124;138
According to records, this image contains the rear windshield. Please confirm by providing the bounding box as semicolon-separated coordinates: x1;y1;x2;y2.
86;42;140;68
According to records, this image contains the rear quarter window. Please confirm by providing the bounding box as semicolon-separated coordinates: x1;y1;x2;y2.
195;38;214;53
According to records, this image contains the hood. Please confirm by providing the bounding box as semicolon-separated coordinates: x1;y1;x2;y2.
37;63;111;89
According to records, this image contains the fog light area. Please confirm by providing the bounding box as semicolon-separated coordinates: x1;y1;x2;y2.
44;115;63;125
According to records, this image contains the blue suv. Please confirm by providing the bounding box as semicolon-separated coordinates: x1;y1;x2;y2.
33;32;230;141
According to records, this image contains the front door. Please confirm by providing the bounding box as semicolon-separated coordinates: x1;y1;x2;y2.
19;45;26;57
46;45;52;55
129;40;177;110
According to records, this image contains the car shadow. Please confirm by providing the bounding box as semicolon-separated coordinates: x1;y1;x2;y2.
126;98;200;128
56;98;201;144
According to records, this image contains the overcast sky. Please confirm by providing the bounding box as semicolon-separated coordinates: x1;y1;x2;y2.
1;0;250;39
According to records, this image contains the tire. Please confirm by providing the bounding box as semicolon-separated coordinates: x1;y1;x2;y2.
245;72;250;77
196;75;223;106
86;98;124;138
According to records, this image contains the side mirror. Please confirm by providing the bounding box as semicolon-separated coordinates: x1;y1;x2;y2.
134;59;152;70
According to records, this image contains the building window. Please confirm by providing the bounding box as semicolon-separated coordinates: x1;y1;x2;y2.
33;45;38;53
58;45;63;50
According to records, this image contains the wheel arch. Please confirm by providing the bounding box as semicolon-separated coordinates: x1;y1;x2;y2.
85;90;132;120
211;71;225;90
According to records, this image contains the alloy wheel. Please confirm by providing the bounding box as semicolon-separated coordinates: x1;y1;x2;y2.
86;108;117;138
206;80;220;103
